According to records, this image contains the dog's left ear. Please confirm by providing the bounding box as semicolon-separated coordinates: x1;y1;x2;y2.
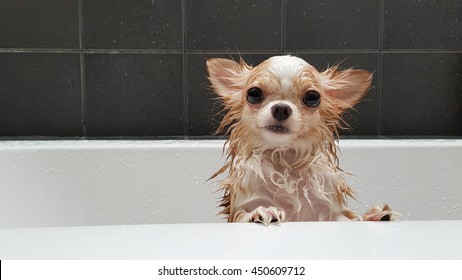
321;67;372;110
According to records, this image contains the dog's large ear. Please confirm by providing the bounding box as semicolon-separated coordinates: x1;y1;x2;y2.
321;66;372;110
206;58;251;104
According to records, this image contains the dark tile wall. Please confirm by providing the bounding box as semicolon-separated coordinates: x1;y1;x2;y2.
0;0;461;138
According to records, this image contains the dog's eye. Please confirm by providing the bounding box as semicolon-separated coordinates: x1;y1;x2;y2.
246;87;264;104
302;91;321;107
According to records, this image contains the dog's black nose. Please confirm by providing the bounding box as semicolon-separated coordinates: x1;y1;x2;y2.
271;104;292;121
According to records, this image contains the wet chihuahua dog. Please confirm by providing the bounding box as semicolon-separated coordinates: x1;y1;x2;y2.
207;55;395;225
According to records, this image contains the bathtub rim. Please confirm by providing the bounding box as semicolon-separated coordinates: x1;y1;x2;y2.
0;138;461;151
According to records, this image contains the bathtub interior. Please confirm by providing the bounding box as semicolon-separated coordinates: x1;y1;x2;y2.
0;139;461;228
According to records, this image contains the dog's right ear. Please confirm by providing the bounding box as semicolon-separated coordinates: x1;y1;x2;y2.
206;58;251;104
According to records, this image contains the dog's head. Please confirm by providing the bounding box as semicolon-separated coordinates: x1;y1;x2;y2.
207;55;372;149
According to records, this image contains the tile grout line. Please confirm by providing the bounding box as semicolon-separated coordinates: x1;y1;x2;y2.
281;0;285;53
78;0;87;137
182;0;188;139
1;48;461;54
376;0;385;137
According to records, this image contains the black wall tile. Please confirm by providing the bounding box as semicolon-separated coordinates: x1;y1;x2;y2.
186;53;222;137
0;0;79;49
83;0;183;50
0;53;83;136
381;53;462;136
187;53;282;136
285;0;381;50
186;0;282;51
293;53;379;136
383;0;462;50
0;1;460;139
85;53;184;136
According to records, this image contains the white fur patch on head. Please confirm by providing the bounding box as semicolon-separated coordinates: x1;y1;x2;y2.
265;56;312;96
266;56;310;75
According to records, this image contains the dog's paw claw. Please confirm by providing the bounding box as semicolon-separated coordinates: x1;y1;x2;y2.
364;204;396;221
380;214;391;221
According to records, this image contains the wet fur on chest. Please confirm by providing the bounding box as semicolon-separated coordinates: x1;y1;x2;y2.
206;55;381;222
218;147;355;222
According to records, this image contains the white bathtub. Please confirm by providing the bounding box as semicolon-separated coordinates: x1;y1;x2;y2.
0;139;461;259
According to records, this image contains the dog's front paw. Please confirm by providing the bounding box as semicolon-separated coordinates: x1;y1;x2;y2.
242;206;286;226
250;206;286;225
363;204;397;221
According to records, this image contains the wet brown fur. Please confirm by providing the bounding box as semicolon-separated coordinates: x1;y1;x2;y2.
207;56;373;222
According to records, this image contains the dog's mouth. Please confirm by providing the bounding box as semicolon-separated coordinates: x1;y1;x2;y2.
265;124;290;134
